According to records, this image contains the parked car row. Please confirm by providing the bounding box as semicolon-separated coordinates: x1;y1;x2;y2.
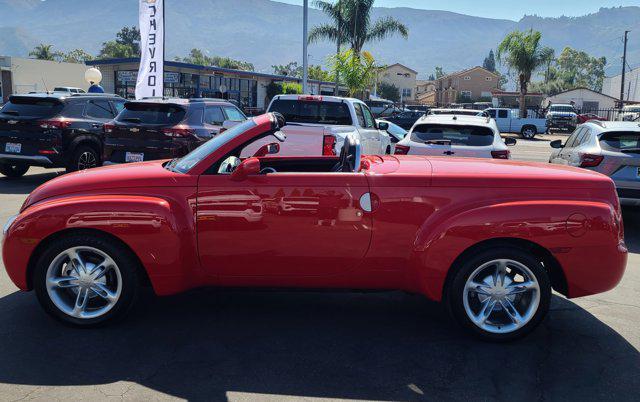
2;111;628;342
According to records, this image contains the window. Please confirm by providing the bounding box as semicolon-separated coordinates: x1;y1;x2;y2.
116;103;186;125
460;91;472;99
411;124;494;146
361;104;375;128
223;106;246;122
599;131;640;151
464;76;471;81
498;109;508;119
0;97;63;118
487;109;497;118
268;99;352;125
112;100;126;114
402;88;412;98
204;106;225;125
353;103;366;127
85;100;114;119
63;102;87;118
564;128;583;148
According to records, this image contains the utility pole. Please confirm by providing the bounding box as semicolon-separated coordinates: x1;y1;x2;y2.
335;0;341;95
302;0;309;94
620;30;630;103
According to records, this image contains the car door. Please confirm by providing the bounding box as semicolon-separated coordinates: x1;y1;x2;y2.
556;128;583;165
496;109;510;132
203;105;226;135
196;162;373;277
84;99;116;133
360;103;382;154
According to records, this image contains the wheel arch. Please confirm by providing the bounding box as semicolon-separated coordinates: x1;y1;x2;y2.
25;228;151;291
66;135;102;160
441;237;568;301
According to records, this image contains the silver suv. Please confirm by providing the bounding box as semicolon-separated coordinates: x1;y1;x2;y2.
549;121;640;205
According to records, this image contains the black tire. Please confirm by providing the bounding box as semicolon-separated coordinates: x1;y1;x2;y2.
33;233;139;327
385;146;391;155
520;126;536;139
67;145;100;173
446;246;551;342
0;163;29;178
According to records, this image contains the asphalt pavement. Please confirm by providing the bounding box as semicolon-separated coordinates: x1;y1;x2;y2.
0;140;638;401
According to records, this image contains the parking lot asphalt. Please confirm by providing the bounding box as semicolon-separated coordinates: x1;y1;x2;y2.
0;140;638;401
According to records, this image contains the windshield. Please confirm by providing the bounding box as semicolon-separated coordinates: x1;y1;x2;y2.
116;103;186;125
551;106;575;113
411;124;494;146
599;131;640;152
385;122;407;139
269;99;352;125
0;97;63;118
171;119;258;173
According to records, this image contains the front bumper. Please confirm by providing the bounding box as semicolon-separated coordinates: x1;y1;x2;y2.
0;153;54;166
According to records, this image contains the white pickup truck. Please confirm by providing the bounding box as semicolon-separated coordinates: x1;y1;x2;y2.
247;95;391;157
485;107;547;139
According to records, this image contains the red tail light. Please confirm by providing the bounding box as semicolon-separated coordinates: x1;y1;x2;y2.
491;150;511;159
103;123;115;134
298;95;323;102
394;144;410;155
162;126;195;138
323;135;336;156
579;153;604;167
39;118;70;129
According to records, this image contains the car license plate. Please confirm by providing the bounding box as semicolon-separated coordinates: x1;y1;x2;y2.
5;143;21;153
125;152;144;163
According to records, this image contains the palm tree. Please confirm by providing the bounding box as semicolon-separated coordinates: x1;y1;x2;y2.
29;44;62;61
309;0;408;54
497;30;553;118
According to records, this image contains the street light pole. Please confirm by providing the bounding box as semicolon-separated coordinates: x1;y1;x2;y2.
302;0;309;94
335;0;341;95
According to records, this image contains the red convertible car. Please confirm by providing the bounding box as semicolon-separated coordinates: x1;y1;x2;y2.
2;113;627;341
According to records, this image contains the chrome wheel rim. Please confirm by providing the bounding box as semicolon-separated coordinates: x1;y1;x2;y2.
46;246;122;319
463;259;540;334
77;152;97;170
523;129;535;139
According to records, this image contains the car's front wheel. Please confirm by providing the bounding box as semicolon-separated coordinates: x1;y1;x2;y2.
67;145;100;173
0;163;29;178
447;247;551;341
33;234;139;327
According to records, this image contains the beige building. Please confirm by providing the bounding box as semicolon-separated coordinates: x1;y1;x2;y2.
416;79;436;105
379;63;418;102
0;56;89;103
543;87;618;111
434;66;500;105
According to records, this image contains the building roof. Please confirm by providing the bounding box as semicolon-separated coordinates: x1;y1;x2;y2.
382;63;418;75
491;90;546;97
547;87;619;101
86;58;337;86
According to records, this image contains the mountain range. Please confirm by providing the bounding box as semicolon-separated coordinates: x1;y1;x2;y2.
0;0;638;78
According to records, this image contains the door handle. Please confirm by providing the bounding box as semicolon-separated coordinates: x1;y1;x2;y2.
443;150;455;155
92;124;102;128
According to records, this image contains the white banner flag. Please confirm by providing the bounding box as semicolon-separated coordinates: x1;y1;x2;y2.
136;0;164;99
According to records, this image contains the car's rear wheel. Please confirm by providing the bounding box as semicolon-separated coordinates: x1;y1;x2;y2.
521;126;536;139
68;145;100;173
33;234;139;327
447;247;551;341
0;163;29;178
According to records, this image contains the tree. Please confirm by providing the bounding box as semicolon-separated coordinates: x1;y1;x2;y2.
272;62;303;77
175;49;255;71
434;66;446;79
497;30;552;118
428;73;435;81
29;44;62;61
308;65;333;81
330;49;376;98
483;50;496;72
62;49;94;64
309;0;408;54
99;26;141;59
282;82;303;94
556;47;607;92
377;82;400;102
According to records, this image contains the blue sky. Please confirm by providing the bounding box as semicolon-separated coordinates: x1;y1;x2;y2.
276;0;638;20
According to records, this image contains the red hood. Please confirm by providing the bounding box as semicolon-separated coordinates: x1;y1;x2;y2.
22;160;196;211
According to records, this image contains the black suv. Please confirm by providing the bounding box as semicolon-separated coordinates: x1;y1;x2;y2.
0;93;125;177
103;98;246;165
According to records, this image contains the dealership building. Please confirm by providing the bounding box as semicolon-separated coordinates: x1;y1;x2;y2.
86;58;340;112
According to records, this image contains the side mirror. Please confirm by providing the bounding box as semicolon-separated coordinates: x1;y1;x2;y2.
504;137;517;146
231;157;260;181
253;142;280;157
377;121;389;131
219;120;238;133
550;139;564;149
